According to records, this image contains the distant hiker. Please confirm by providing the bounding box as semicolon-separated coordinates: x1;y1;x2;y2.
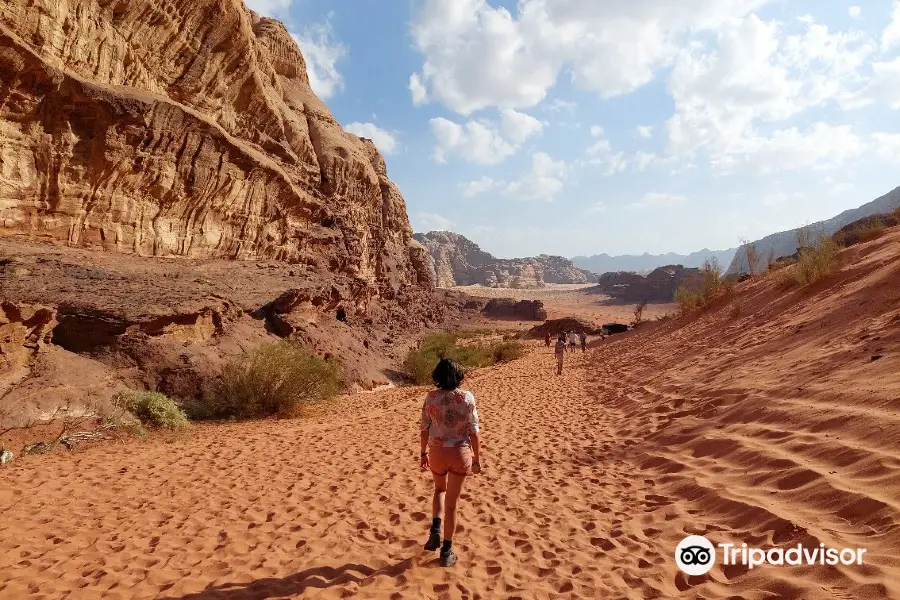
568;330;579;353
579;331;587;352
544;332;552;348
420;358;482;567
555;335;566;375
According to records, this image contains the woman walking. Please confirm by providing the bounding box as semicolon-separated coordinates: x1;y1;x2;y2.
420;358;482;567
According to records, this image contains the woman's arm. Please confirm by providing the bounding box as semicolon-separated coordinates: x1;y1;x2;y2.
470;431;481;464
420;397;432;470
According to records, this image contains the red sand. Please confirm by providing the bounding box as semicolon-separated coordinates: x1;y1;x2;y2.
1;229;898;599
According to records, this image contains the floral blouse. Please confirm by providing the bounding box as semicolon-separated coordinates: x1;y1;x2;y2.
421;389;480;448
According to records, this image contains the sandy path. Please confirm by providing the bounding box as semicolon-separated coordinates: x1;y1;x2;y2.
0;343;664;599
2;230;899;599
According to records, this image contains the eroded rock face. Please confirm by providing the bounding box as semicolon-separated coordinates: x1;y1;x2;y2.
0;301;57;392
0;0;426;291
414;232;594;288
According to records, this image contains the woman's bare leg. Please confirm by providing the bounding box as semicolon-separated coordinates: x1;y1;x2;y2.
431;472;447;519
443;472;466;541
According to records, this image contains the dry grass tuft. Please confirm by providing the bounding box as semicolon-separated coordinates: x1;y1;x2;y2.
675;258;729;316
194;341;342;420
404;332;525;385
118;391;188;430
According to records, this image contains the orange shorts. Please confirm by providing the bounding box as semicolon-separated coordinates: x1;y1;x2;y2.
429;444;473;476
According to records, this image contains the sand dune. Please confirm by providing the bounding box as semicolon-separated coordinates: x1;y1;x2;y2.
1;230;899;599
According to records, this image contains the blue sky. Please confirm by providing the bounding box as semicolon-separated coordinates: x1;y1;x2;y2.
247;0;900;258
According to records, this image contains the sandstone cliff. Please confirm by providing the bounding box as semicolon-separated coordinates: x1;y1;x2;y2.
0;0;430;291
414;231;595;288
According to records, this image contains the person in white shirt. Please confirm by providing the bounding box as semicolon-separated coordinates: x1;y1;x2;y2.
568;331;578;352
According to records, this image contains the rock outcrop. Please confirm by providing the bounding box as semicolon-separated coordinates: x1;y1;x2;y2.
482;299;547;321
0;301;58;394
0;237;479;424
0;0;429;291
589;265;702;303
414;231;594;288
527;318;602;339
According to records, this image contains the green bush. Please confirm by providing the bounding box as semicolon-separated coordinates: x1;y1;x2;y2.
404;332;524;385
674;258;728;316
197;341;342;419
794;234;840;285
674;284;701;316
491;341;525;363
119;391;188;430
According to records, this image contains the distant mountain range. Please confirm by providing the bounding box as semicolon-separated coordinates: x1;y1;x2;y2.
572;248;737;275
727;185;900;274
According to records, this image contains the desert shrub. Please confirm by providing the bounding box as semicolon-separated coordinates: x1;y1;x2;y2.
729;300;743;319
793;234;840;285
739;239;761;276
198;341;341;419
118;391;188;429
675;258;728;315
835;219;887;247
491;341;524;363
674;284;701;316
633;300;648;326
404;332;524;385
699;257;726;301
771;262;797;288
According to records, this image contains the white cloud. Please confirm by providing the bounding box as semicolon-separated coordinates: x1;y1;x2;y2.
343;122;398;155
848;6;862;19
715;122;866;174
409;73;428;105
429;117;516;164
633;151;660;172
666;15;873;170
584;130;628;175
636;125;654;138
629;192;688;210
291;21;346;99
460;176;502;197
883;1;900;51
500;109;544;143
851;58;900;109
505;152;567;201
408;0;774;115
244;0;294;16
415;212;455;231
871;132;900;164
546;99;577;113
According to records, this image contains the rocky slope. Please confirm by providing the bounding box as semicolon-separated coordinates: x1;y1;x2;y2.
728;185;900;274
414;231;595;288
0;0;430;290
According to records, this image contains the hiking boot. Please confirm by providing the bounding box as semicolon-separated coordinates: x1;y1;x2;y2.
424;531;441;551
440;548;457;567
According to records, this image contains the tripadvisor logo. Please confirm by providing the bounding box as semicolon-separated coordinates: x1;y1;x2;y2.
675;536;867;576
676;535;716;576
